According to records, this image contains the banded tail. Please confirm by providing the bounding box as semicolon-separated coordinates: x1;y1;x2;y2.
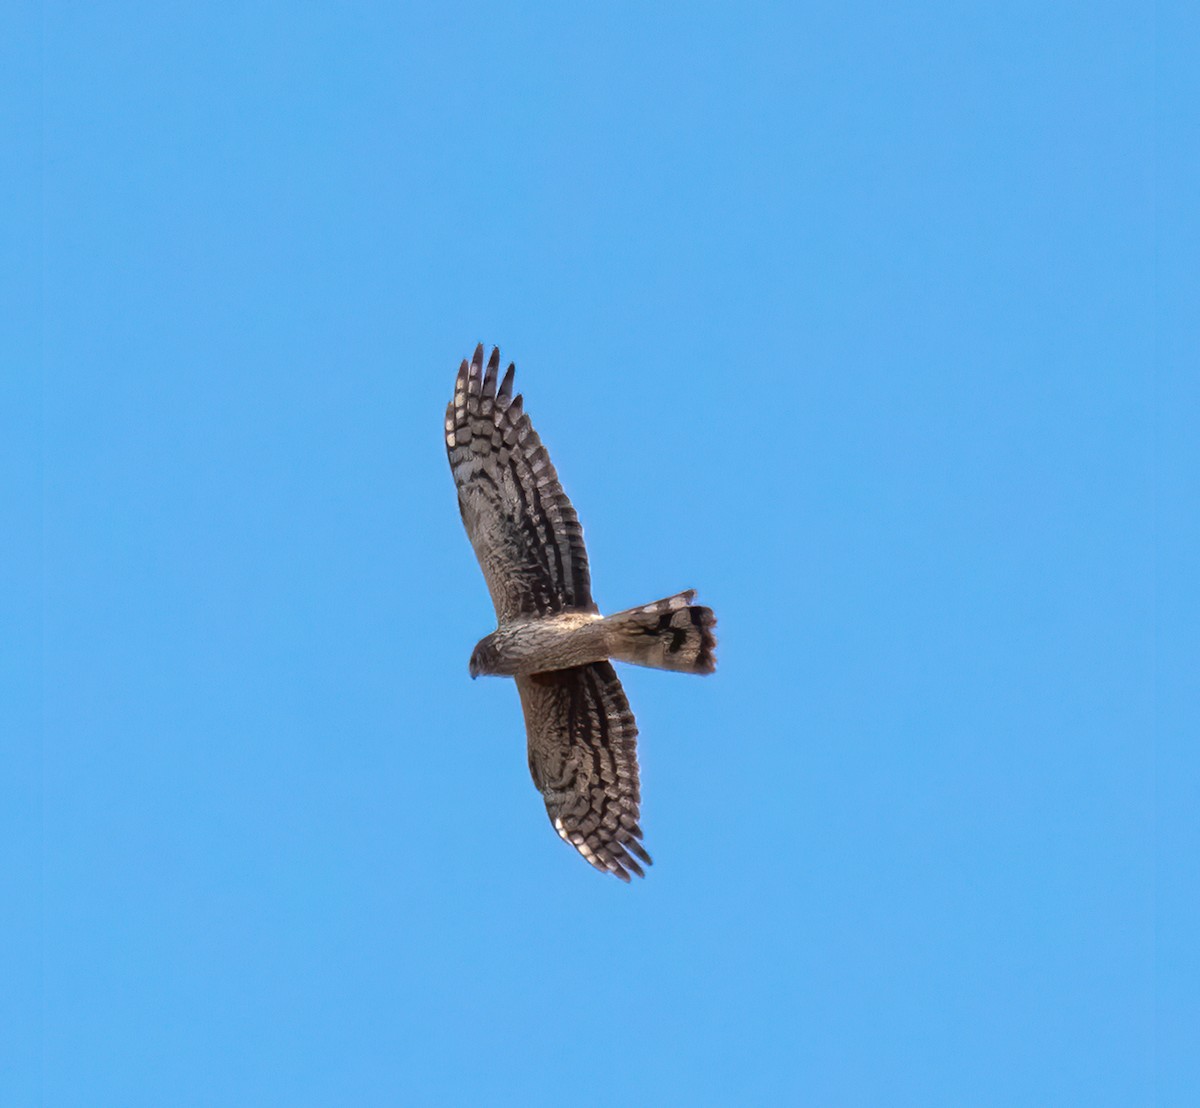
602;590;717;675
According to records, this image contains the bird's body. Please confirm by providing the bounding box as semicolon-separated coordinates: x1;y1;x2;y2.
470;611;606;677
445;345;716;881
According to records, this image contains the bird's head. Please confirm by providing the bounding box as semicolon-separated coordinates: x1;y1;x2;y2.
468;635;499;679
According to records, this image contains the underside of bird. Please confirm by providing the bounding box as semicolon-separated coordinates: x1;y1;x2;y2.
465;588;710;677
470;590;717;678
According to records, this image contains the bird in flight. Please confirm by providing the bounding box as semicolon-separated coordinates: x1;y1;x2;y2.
445;344;717;881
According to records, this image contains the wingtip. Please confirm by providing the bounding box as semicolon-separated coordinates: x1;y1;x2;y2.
482;346;501;399
465;346;484;396
498;362;516;403
626;838;653;867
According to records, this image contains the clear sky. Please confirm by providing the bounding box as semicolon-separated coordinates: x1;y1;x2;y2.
6;1;1193;1104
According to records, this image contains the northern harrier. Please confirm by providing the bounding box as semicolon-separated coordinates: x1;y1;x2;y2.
445;345;717;881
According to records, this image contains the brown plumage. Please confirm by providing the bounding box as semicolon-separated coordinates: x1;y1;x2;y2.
445;344;717;881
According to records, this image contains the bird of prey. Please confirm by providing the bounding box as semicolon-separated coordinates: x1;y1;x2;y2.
445;344;717;881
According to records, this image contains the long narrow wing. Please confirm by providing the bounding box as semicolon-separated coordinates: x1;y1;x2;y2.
446;345;595;624
516;662;652;881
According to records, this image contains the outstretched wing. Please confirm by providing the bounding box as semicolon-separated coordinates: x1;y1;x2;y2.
446;345;595;624
516;662;652;881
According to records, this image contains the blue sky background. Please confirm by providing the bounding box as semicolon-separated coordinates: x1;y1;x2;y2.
5;1;1194;1104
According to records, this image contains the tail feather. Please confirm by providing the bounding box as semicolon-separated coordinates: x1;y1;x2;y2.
602;590;717;675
